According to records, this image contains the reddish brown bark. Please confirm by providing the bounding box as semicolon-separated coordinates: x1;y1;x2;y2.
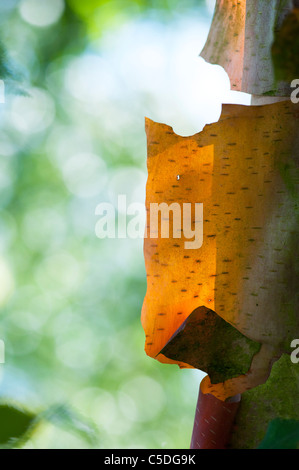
190;383;240;449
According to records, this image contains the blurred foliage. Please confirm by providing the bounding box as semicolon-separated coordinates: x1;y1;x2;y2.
0;402;97;448
0;403;35;447
66;0;206;38
0;0;210;449
258;419;299;449
0;40;26;95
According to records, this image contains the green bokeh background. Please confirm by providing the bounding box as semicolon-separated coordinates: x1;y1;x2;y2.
0;0;213;448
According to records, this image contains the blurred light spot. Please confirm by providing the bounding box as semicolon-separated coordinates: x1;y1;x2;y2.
99;14;250;137
69;198;102;238
73;387;131;437
0;0;19;13
64;54;119;105
0;211;17;251
10;292;52;331
118;30;167;94
62;153;107;198
10;88;55;134
118;375;165;422
0;158;14;208
108;167;146;211
19;0;65;27
93;391;126;434
7;329;40;356
55;332;96;370
21;207;66;252
47;308;76;338
0;134;18;156
0;258;14;306
35;251;81;294
46;125;94;168
0;161;13;189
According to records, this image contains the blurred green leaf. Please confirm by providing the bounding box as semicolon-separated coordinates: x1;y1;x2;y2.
258;419;299;449
0;403;36;448
40;404;98;446
0;402;97;448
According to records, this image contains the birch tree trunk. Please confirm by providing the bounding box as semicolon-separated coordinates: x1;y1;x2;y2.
201;0;299;448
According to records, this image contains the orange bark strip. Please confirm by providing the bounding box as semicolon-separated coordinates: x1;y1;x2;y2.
141;100;299;370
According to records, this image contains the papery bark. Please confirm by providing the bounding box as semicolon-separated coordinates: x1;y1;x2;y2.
200;0;293;96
